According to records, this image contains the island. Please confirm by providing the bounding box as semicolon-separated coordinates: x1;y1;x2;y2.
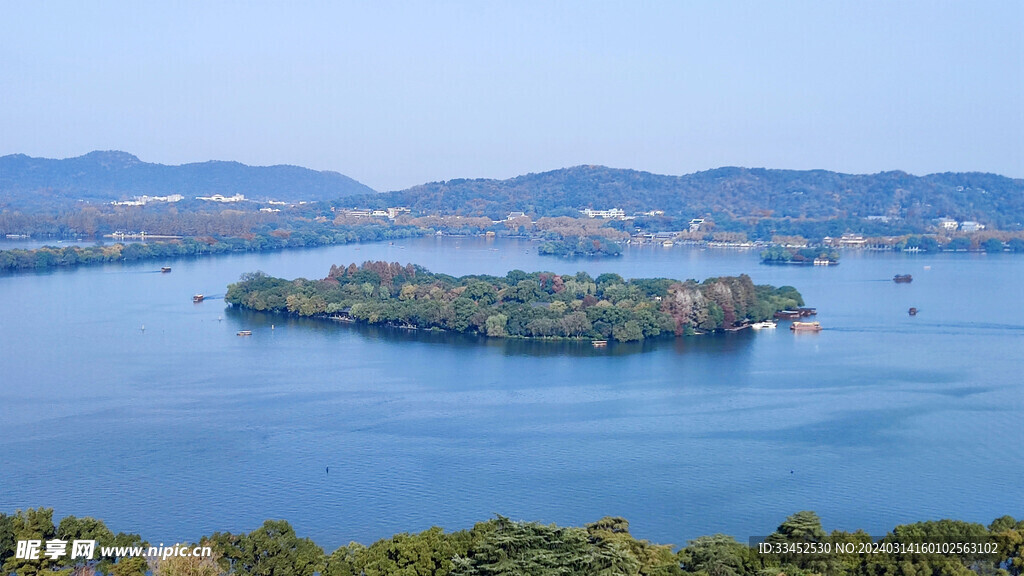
761;245;840;265
225;261;805;342
538;235;622;258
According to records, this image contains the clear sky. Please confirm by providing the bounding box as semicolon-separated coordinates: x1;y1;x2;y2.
1;1;1021;191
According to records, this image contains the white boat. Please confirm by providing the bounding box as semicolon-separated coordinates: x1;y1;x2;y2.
751;321;777;330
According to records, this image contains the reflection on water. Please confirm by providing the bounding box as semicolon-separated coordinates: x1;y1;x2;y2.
225;305;765;359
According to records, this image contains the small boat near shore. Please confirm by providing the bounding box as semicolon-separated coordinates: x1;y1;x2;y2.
790;321;822;332
591;340;608;348
751;321;777;329
160;266;172;273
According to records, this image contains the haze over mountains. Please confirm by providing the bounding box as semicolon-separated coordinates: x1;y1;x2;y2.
2;151;1023;230
0;150;375;203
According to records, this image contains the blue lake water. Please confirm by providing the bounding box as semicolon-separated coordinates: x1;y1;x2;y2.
1;236;1022;548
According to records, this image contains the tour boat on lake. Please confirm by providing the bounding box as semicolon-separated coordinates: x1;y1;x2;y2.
790;321;822;332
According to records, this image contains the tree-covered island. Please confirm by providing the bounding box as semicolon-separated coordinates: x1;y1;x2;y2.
761;245;840;265
538;235;623;258
226;262;805;342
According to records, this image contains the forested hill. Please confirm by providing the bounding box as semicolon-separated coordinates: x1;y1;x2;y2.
0;151;375;204
358;165;1024;229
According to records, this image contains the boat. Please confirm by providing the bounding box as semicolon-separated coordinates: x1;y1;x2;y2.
751;321;777;329
893;274;913;283
790;321;822;332
193;294;204;303
236;330;252;336
774;310;802;319
591;340;608;348
160;266;172;273
662;240;674;247
908;307;918;316
797;307;817;316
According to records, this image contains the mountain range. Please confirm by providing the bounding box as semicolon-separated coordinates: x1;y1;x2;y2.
2;151;1023;230
354;165;1024;229
0;150;375;204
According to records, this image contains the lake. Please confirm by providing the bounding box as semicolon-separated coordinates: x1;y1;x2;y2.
1;236;1021;548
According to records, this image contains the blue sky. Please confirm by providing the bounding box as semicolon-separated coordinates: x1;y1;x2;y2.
1;1;1021;191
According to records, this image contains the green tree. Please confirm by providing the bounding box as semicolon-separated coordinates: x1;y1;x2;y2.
223;520;324;576
356;527;466;576
613;320;644;342
1;508;64;576
463;281;498;305
451;516;596;576
947;237;972;251
559;311;592;338
679;534;752;576
323;542;367;576
56;515;145;574
983;238;1006;253
485;314;508;337
112;556;149;576
769;511;826;544
989;517;1024;576
765;511;831;575
0;513;15;569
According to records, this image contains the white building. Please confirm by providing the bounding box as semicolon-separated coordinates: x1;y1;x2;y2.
581;208;626;219
111;194;184;206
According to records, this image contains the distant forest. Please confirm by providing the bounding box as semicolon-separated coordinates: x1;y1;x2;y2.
346;165;1024;231
2;508;1021;576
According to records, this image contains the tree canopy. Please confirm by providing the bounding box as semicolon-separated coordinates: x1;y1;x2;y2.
226;262;806;342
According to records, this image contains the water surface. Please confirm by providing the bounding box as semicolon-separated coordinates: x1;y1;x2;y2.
1;237;1021;547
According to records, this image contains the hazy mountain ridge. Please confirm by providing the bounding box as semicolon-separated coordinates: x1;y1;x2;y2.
3;152;1023;230
0;150;376;203
364;165;1024;229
